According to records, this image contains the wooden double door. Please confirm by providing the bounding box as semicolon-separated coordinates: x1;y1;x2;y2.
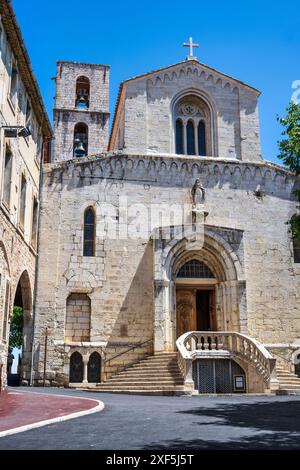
176;287;216;338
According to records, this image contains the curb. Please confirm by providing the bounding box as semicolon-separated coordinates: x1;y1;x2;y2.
0;390;105;438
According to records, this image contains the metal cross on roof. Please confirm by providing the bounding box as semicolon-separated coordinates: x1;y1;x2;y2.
183;37;199;61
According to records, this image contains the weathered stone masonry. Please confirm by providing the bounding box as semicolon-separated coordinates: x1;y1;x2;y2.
33;153;300;385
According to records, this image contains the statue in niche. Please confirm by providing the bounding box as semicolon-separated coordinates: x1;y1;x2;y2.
191;179;205;205
190;179;208;225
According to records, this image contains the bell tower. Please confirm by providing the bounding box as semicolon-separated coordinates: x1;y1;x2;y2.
53;61;110;161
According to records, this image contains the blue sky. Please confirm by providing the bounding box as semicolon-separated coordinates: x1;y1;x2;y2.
13;0;299;163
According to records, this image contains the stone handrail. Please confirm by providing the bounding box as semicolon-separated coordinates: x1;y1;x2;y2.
176;331;278;391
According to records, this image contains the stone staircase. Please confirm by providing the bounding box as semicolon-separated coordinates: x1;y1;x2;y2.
276;365;300;395
91;352;188;395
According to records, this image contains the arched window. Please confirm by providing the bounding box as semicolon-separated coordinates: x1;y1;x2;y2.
291;215;300;263
83;207;95;257
174;95;211;156
73;123;88;158
175;119;184;154
75;76;90;109
177;259;215;278
69;352;83;383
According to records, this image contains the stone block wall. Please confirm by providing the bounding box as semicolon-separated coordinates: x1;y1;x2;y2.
65;293;91;342
53;61;110;161
55;61;109;112
110;60;261;162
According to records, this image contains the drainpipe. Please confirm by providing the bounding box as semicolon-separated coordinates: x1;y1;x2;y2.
29;137;51;386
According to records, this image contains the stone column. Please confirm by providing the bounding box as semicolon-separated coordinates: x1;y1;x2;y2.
83;355;89;385
154;279;172;353
269;358;280;392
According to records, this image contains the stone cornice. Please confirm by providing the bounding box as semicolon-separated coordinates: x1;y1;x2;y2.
45;152;296;178
43;153;298;202
0;0;52;139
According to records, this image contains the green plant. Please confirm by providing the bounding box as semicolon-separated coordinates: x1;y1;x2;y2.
277;102;300;240
9;306;23;349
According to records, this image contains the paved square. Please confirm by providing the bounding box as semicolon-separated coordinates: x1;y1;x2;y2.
0;388;300;450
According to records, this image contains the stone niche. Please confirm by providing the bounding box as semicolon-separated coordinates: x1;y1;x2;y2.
65;293;91;342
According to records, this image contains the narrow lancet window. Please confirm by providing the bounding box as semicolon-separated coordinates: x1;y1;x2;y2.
83;207;95;257
175;119;184;154
198;121;206;156
186;120;195;155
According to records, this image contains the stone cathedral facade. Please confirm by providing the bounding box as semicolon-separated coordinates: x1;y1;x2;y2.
32;51;300;394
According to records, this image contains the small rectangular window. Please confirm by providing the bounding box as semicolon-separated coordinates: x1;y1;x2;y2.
31;197;38;248
25;99;32;132
3;146;13;208
36;134;42;161
9;60;18;107
19;174;27;231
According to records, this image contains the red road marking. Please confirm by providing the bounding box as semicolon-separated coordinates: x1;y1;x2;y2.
0;390;100;433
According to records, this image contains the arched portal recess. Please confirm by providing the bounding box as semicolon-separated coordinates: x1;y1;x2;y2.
153;227;246;352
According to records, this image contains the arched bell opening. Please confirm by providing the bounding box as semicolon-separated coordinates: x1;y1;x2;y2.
75;76;90;109
73;122;88;158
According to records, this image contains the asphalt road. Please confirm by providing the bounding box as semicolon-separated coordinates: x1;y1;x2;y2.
1;388;300;450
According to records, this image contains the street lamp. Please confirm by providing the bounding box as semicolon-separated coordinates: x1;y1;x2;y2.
1;126;32;139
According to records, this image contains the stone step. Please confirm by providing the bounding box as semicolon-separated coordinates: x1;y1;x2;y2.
138;360;179;366
87;389;190;396
111;373;183;380
129;363;180;370
99;380;183;387
139;356;177;364
276;372;300;378
120;368;181;374
153;353;178;357
101;352;183;395
95;384;186;390
277;372;300;376
110;375;182;380
276;389;300;396
277;373;300;379
277;377;300;383
279;384;300;389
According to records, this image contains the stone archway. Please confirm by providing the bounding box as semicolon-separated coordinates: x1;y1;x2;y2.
9;270;33;385
153;226;246;353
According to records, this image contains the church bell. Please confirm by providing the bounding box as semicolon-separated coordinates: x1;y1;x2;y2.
76;95;88;110
74;138;86;157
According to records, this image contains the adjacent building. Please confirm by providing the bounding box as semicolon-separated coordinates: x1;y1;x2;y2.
0;0;51;389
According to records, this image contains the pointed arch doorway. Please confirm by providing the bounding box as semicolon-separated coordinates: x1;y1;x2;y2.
176;259;217;338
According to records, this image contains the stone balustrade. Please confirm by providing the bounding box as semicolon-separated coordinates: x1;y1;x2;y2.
176;331;278;392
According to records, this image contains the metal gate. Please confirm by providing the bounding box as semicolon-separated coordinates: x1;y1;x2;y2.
88;352;101;383
69;351;83;383
192;359;246;393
